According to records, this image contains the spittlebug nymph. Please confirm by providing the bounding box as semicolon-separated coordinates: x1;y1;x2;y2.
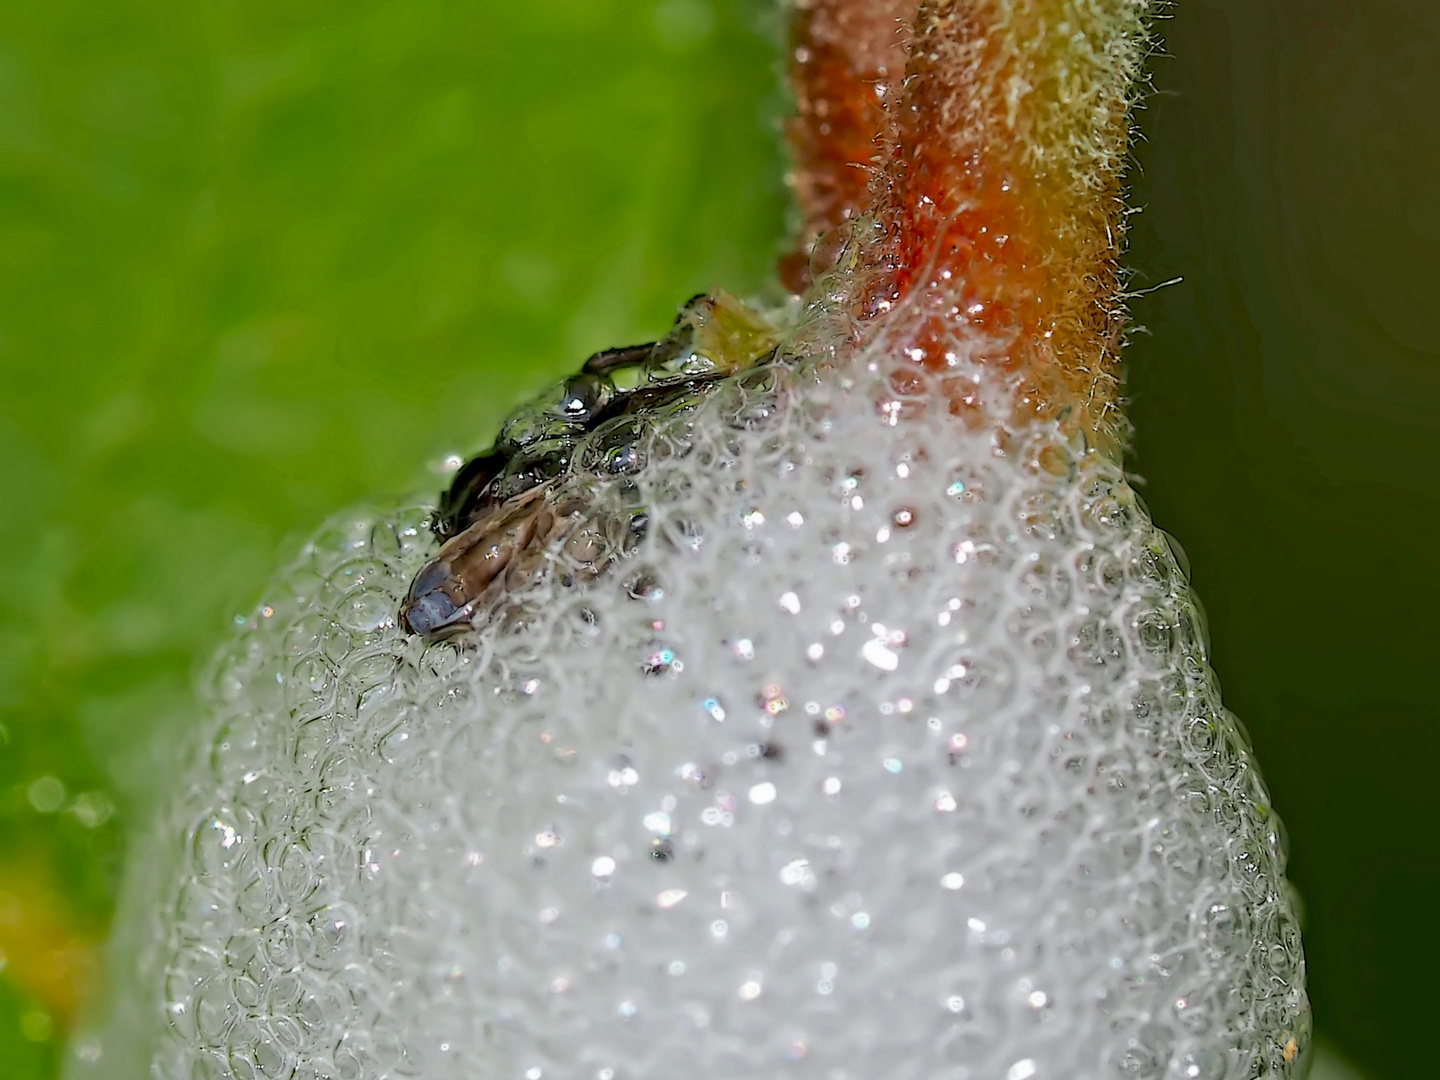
399;290;784;640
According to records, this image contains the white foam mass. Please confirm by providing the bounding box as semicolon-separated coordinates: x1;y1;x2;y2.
72;310;1310;1079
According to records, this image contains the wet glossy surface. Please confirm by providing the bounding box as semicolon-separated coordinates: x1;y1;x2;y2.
401;292;783;642
78;311;1309;1077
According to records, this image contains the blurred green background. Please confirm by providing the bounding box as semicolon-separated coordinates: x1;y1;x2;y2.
0;1;1432;1078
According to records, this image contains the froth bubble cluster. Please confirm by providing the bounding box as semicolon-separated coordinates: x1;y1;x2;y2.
73;331;1309;1079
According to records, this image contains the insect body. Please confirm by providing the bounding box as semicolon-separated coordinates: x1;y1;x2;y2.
400;291;784;640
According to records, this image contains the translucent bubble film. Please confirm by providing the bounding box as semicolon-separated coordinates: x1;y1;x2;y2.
70;289;1311;1078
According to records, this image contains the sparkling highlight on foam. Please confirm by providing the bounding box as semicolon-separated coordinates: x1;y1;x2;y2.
73;325;1310;1077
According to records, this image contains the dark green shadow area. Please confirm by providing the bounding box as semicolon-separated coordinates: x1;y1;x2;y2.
1126;2;1439;1078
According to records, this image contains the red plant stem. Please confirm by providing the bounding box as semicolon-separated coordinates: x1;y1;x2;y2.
788;0;1150;451
783;0;918;292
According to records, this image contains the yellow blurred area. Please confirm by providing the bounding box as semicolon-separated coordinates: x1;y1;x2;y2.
0;863;100;1025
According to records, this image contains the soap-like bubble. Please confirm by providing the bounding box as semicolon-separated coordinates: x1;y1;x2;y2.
73;307;1309;1080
